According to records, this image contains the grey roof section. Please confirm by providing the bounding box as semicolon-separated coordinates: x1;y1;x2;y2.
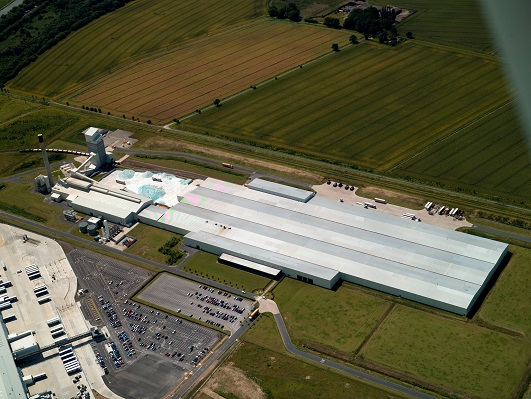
247;178;315;202
0;321;27;399
186;231;339;281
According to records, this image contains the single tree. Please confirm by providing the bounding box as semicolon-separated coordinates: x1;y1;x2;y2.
349;34;358;44
332;43;340;52
268;5;278;17
147;120;152;124
213;99;221;107
406;31;413;39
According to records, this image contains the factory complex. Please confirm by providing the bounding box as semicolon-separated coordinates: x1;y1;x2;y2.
52;159;507;315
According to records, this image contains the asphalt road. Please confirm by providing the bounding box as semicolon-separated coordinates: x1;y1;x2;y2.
273;313;437;399
0;0;23;16
472;224;531;243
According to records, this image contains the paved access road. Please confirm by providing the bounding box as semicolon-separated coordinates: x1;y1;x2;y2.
472;225;531;243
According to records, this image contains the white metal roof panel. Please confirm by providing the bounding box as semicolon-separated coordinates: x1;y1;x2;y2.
247;178;314;202
219;253;281;276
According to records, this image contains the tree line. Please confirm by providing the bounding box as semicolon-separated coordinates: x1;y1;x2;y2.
0;0;133;87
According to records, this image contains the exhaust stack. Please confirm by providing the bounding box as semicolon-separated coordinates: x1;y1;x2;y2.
38;134;54;188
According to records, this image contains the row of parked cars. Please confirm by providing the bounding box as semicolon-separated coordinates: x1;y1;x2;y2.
117;331;136;357
99;295;121;328
327;180;355;191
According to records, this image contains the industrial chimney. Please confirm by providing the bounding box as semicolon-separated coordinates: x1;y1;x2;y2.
38;134;55;188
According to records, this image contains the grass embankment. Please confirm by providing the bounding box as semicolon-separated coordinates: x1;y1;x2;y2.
182;252;271;292
8;0;266;97
126;224;184;265
194;312;415;399
130;155;248;184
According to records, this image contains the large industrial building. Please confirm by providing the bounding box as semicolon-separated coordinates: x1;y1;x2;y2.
136;178;508;315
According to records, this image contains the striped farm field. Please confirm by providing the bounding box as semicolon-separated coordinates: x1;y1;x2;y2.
70;20;350;122
394;104;531;204
182;40;511;171
382;0;494;53
8;0;265;97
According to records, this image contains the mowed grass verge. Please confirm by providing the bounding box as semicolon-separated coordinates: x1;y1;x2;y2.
182;40;510;170
359;305;530;399
8;0;266;97
182;252;271;292
274;278;390;354
71;20;351;122
201;312;414;399
395;104;531;205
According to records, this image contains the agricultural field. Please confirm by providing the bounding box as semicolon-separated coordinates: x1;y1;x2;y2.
377;0;494;53
70;20;350;122
274;278;390;354
182;252;271;292
394;104;531;205
182;40;510;170
194;313;414;399
359;305;530;399
8;0;266;97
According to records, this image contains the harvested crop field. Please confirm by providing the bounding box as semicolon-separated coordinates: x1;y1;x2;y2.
71;20;350;122
8;0;265;97
182;40;511;170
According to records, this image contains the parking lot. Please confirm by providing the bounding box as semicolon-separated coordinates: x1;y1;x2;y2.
66;249;223;398
136;273;253;334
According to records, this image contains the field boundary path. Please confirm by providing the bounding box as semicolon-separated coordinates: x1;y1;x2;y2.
270;310;437;399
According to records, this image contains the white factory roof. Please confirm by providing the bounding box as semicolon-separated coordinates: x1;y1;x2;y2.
84;126;101;142
54;178;152;218
158;178;507;314
219;253;281;277
0;321;28;398
247;178;315;202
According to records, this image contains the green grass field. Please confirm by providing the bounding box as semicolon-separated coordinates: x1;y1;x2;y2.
360;305;530;399
378;0;494;53
0;182;72;230
0;0;13;10
182;41;510;171
478;246;531;336
201;312;414;399
125;224;182;265
8;0;265;97
0;96;44;124
394;104;530;205
182;252;271;292
274;278;390;354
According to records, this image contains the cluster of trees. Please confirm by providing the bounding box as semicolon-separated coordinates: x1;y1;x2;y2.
158;236;184;265
268;2;301;21
0;0;133;87
323;6;411;46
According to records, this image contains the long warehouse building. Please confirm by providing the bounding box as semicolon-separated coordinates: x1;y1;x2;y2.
138;178;508;315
